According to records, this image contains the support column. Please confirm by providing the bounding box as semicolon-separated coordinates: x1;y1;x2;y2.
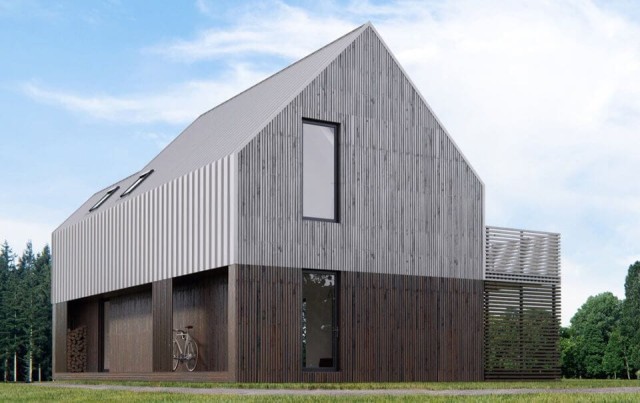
227;265;238;381
52;302;68;376
152;279;173;372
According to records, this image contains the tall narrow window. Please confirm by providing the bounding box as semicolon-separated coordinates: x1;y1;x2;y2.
89;186;119;212
303;120;338;221
302;271;338;370
121;169;154;198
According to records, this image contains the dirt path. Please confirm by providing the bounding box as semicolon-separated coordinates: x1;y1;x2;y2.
32;383;640;396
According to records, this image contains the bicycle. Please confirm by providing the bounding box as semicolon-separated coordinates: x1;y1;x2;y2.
172;326;198;371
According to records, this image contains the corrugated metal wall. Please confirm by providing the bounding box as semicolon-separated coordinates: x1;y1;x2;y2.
237;27;484;280
52;155;237;303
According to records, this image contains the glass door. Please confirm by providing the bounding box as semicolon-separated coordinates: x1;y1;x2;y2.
302;271;338;370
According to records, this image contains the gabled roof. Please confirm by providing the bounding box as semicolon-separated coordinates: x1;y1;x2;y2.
58;23;370;229
58;21;482;231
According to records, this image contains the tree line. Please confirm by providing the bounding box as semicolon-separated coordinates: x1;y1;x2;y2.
0;240;52;382
561;261;640;379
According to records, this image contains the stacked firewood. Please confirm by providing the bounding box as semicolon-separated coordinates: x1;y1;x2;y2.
66;326;87;372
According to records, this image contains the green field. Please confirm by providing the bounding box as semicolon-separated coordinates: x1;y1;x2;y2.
0;380;638;402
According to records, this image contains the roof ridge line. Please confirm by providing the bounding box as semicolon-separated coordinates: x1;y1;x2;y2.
139;23;368;174
198;23;368;118
230;23;369;154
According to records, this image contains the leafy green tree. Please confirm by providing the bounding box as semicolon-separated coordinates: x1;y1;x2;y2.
603;328;629;379
560;326;580;378
570;292;622;378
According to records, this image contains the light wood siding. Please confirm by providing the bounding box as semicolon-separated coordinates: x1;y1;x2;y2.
233;265;484;382
52;155;237;303
237;27;483;280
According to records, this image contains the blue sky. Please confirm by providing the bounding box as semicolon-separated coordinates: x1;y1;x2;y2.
2;0;639;325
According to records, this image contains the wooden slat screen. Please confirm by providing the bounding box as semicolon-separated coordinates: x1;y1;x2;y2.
484;226;561;380
484;281;561;379
485;226;560;284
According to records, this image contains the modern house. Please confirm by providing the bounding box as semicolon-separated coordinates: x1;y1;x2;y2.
52;23;561;382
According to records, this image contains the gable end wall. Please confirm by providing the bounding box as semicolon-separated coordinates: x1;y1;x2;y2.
237;27;484;280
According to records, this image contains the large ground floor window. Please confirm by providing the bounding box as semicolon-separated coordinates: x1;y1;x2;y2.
302;270;338;370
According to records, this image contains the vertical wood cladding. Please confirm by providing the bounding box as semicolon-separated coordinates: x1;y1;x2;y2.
237;26;483;281
107;290;153;373
172;269;229;372
53;302;68;374
233;265;483;382
51;154;237;304
152;279;173;372
484;281;561;380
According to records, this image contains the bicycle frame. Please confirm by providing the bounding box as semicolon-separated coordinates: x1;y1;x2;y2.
172;327;198;371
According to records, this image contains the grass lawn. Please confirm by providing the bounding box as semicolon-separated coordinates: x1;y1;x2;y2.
0;380;638;402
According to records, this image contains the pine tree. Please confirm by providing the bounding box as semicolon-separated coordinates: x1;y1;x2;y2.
0;241;53;381
622;261;640;375
0;241;16;381
18;241;37;382
32;246;52;381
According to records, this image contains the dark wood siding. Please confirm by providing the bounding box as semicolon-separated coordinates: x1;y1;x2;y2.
53;302;68;374
54;371;231;382
238;26;484;281
152;279;173;371
173;269;228;371
233;265;483;382
107;290;153;373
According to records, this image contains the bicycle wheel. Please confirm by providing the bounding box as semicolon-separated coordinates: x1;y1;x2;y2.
172;339;180;371
184;339;198;372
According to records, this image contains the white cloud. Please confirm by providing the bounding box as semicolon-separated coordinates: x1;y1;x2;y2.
22;64;269;124
150;2;354;62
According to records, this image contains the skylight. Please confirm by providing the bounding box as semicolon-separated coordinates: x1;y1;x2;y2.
89;186;120;212
120;169;154;198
